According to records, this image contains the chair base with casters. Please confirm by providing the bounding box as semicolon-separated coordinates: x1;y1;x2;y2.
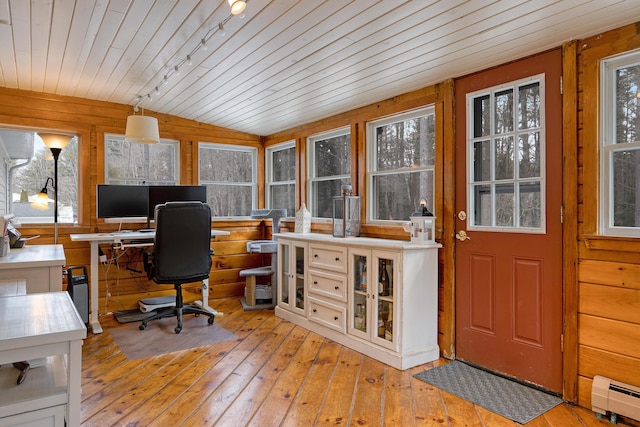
139;283;215;334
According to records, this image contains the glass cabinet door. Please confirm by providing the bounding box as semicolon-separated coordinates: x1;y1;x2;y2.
372;251;397;349
293;243;306;312
277;240;307;314
349;248;369;337
277;241;291;309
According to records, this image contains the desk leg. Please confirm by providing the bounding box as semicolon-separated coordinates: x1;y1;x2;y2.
193;278;221;316
89;242;103;334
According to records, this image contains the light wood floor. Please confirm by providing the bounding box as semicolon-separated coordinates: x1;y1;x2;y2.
80;296;617;427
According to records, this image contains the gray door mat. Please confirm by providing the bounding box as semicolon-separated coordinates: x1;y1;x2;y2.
413;360;563;424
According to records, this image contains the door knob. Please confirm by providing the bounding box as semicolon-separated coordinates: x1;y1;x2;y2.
458;210;467;221
455;230;470;241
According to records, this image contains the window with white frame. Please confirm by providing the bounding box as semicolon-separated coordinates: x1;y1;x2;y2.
367;108;435;222
307;127;351;219
601;51;640;237
199;142;257;217
11;131;78;224
104;134;178;185
266;141;296;217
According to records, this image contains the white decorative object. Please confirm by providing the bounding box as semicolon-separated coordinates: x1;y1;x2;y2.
403;197;436;243
295;203;311;233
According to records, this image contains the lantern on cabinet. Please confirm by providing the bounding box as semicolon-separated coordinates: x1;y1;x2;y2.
403;197;436;243
333;185;360;237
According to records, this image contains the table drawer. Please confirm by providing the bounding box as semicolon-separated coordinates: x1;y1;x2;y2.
309;269;347;302
308;297;346;333
308;244;347;273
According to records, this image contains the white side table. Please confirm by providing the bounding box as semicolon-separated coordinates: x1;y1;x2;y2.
0;292;86;427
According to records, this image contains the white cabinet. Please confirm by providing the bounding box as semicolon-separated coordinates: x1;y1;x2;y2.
0;293;86;427
275;233;441;370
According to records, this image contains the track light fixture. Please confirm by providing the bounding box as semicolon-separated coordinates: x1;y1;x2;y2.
130;2;248;113
228;0;246;15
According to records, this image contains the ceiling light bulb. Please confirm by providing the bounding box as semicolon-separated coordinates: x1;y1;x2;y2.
147;93;152;102
154;87;160;95
174;65;180;76
228;0;246;15
186;55;192;66
201;38;208;51
163;75;168;85
218;22;226;37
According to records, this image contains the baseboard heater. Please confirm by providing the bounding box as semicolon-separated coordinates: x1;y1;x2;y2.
592;375;640;424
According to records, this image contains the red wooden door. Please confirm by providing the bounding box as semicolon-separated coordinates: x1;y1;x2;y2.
454;49;563;392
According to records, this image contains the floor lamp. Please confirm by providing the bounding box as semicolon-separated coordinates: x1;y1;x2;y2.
37;133;73;245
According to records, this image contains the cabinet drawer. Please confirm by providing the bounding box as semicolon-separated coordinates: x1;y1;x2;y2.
308;297;346;333
308;244;347;273
0;404;65;427
308;269;347;302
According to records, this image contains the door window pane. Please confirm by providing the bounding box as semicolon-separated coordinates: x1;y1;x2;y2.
520;182;542;228
495;183;515;227
472;184;492;226
467;76;545;232
494;89;514;134
473;95;491;138
473;140;491;182
495;136;514;180
519;83;541;129
519;132;541;178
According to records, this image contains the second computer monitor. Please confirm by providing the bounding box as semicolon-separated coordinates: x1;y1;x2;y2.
147;185;207;226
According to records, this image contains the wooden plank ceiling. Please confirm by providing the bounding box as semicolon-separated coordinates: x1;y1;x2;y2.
0;0;639;136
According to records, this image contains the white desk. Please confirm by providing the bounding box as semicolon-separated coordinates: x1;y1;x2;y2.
0;292;86;427
69;229;230;334
0;245;65;294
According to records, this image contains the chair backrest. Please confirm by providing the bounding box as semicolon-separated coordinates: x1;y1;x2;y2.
152;201;212;284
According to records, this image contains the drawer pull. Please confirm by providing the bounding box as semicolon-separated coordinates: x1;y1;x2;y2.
313;308;317;313
334;316;338;321
314;254;319;258
334;285;339;290
314;281;318;285
335;257;340;261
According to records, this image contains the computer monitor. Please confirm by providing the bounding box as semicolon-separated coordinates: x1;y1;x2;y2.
97;184;149;219
147;185;207;227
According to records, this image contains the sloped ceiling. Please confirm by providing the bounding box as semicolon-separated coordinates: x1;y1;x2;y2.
0;0;639;136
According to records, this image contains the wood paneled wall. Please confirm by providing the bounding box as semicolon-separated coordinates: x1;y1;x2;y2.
574;22;640;409
264;82;456;358
0;86;268;311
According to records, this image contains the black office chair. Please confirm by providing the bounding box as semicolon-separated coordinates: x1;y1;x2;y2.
140;201;215;333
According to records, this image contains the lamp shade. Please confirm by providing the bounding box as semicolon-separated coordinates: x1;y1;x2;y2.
125;115;159;144
31;191;51;210
38;133;73;149
228;0;246;15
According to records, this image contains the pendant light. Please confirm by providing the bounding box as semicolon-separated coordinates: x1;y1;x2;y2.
125;113;159;144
